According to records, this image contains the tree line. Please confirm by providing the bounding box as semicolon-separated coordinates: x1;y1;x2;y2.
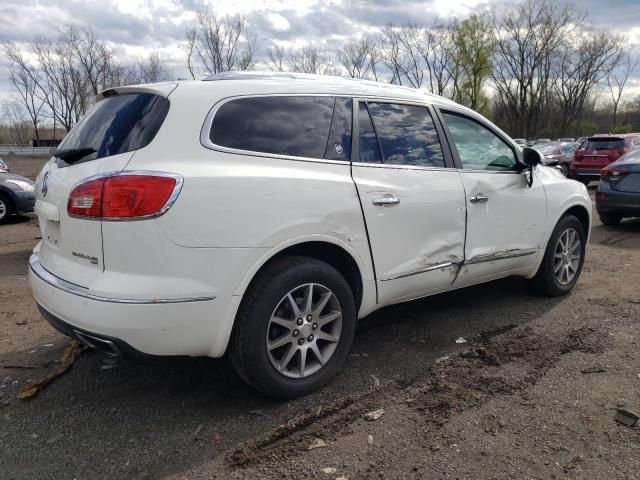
2;0;639;145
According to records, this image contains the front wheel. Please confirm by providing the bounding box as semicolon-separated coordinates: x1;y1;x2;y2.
229;256;356;398
0;193;14;225
530;215;586;297
559;163;569;177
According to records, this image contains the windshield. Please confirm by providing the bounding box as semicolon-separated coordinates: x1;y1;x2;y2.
59;93;169;164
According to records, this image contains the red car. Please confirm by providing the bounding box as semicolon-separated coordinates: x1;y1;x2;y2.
570;135;640;185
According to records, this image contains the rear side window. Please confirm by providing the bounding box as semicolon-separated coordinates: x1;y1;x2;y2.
366;102;445;167
582;138;625;151
211;96;339;160
59;93;169;162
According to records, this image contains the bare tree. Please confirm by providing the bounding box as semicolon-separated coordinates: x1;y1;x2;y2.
337;38;378;79
137;51;169;83
491;0;576;138
287;47;333;75
186;11;256;77
267;45;286;72
1;100;31;145
379;26;408;85
554;30;623;135
64;26;112;96
6;57;45;140
606;52;639;128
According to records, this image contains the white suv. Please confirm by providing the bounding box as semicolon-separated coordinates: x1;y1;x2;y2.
29;72;591;398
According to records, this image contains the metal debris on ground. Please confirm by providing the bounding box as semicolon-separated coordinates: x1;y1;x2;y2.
17;340;83;400
307;437;327;450
363;408;385;421
614;408;639;427
455;337;467;344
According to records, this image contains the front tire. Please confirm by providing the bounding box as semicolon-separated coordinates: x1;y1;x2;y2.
530;215;586;297
229;256;356;399
0;193;14;225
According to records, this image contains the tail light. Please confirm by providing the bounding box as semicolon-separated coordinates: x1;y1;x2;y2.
68;172;181;219
600;166;625;182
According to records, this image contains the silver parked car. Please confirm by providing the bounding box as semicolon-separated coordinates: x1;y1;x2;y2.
0;173;36;224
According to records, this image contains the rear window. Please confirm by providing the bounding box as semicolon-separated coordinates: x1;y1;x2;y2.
59;93;169;163
210;96;347;160
581;138;625;151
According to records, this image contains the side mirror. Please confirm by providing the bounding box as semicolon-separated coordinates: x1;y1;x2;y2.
521;147;542;167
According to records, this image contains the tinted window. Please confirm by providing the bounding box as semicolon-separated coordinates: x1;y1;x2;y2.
324;98;352;161
367;103;444;167
582;138;625;151
211;96;334;159
443;113;517;171
358;103;382;163
59;93;169;163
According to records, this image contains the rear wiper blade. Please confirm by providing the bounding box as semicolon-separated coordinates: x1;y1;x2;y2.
52;147;96;163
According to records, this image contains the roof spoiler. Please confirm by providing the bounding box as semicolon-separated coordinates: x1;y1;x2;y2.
96;82;179;101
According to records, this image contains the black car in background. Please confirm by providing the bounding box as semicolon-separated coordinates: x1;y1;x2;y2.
596;149;640;225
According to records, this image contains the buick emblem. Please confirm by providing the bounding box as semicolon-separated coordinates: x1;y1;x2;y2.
41;171;49;197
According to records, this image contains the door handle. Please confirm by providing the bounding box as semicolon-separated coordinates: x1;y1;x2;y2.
470;193;489;204
372;194;400;206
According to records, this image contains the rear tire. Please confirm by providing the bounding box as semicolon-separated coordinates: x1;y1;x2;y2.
530;214;586;297
229;256;356;399
599;213;622;226
0;193;14;225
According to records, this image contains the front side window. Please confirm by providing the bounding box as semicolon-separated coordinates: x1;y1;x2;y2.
366;103;445;168
210;96;336;159
442;112;517;171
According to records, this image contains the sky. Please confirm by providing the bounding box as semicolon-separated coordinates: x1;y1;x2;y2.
1;0;640;105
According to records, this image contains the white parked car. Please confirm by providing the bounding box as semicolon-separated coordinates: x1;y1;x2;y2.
29;73;591;398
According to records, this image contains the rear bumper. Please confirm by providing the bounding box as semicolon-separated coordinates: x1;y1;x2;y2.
570;168;602;180
29;253;232;357
596;185;640;217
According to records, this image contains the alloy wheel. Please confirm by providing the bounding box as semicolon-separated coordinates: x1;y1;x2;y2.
0;199;6;221
553;227;581;285
266;283;342;379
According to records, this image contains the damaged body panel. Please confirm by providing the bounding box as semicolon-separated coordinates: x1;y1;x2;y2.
351;166;467;304
453;170;547;288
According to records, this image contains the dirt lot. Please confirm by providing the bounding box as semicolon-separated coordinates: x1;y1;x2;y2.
1;156;638;480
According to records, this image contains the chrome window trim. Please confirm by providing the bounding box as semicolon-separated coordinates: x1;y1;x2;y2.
200;93;435;166
380;262;456;282
29;254;215;304
67;170;184;222
352;162;454;173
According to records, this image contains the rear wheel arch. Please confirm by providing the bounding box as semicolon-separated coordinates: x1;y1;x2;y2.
239;240;365;313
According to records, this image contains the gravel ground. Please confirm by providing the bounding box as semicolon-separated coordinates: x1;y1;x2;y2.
1;156;638;480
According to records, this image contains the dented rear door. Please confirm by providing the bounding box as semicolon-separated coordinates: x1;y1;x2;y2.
352;100;466;304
